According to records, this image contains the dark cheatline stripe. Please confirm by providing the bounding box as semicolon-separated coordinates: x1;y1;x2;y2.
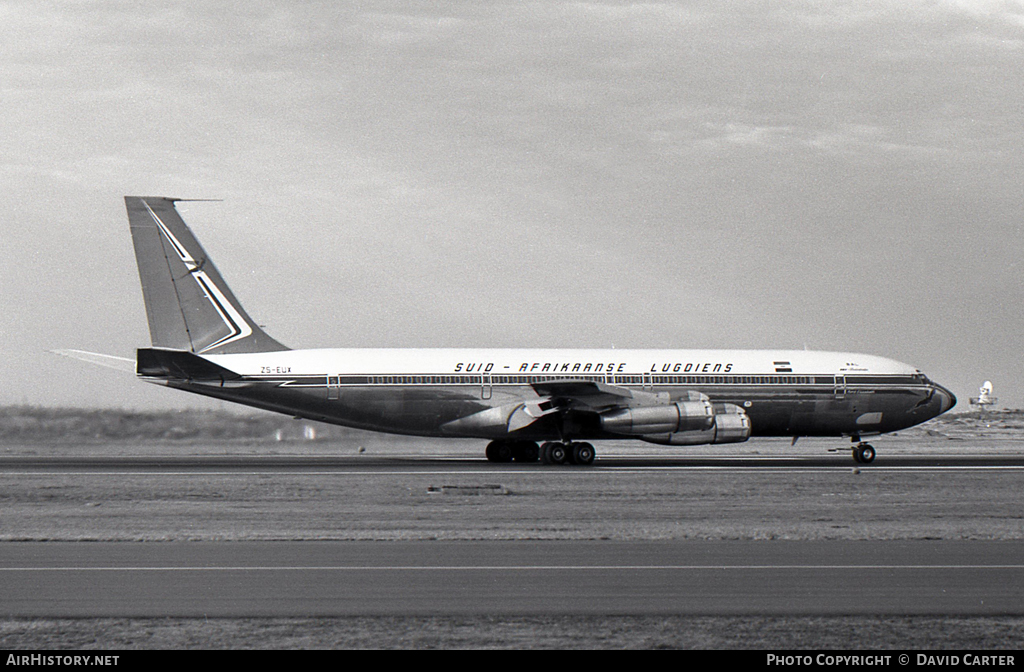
242;372;928;390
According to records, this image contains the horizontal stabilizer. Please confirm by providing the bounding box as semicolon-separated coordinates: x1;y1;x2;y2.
136;348;241;382
51;349;136;373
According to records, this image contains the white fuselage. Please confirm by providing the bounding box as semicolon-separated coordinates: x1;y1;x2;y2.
158;347;955;441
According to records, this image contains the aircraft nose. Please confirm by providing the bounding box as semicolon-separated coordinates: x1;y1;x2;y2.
934;384;956;415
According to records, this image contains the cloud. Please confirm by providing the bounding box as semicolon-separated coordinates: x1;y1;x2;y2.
697;123;798;149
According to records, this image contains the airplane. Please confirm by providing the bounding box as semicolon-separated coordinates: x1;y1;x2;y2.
120;196;956;465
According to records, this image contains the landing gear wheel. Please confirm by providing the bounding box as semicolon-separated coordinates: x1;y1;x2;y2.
485;441;513;463
571;442;596;466
511;441;540;463
853;443;875;464
541;442;568;465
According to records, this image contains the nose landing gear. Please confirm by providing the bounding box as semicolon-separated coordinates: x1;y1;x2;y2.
852;442;876;464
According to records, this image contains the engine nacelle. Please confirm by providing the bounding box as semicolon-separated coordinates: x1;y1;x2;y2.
640;403;751;445
599;399;714;435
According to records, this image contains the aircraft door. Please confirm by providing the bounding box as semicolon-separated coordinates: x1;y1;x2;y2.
482;375;492;400
834;375;846;400
327;375;340;400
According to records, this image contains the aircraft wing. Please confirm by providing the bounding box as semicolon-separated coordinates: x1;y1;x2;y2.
529;379;658;411
442;378;675;436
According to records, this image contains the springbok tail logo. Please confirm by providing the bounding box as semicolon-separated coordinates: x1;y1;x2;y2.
144;202;253;353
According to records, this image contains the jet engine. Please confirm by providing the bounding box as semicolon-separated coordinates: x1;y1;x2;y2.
599;398;715;435
638;403;751;446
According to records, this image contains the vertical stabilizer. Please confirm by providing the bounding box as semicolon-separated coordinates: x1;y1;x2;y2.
125;196;288;354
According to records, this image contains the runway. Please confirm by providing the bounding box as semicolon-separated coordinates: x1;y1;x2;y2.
4;452;1024;473
2;540;1023;617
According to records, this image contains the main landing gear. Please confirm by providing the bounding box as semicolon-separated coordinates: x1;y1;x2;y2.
484;440;538;463
484;440;597;466
541;441;596;466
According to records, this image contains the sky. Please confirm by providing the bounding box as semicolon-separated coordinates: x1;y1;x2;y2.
1;0;1022;412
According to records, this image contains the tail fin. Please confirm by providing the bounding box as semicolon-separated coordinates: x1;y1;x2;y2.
124;196;288;354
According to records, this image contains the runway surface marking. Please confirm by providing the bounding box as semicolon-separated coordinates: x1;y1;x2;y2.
3;466;1024;476
5;541;1022;616
4;564;1024;571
